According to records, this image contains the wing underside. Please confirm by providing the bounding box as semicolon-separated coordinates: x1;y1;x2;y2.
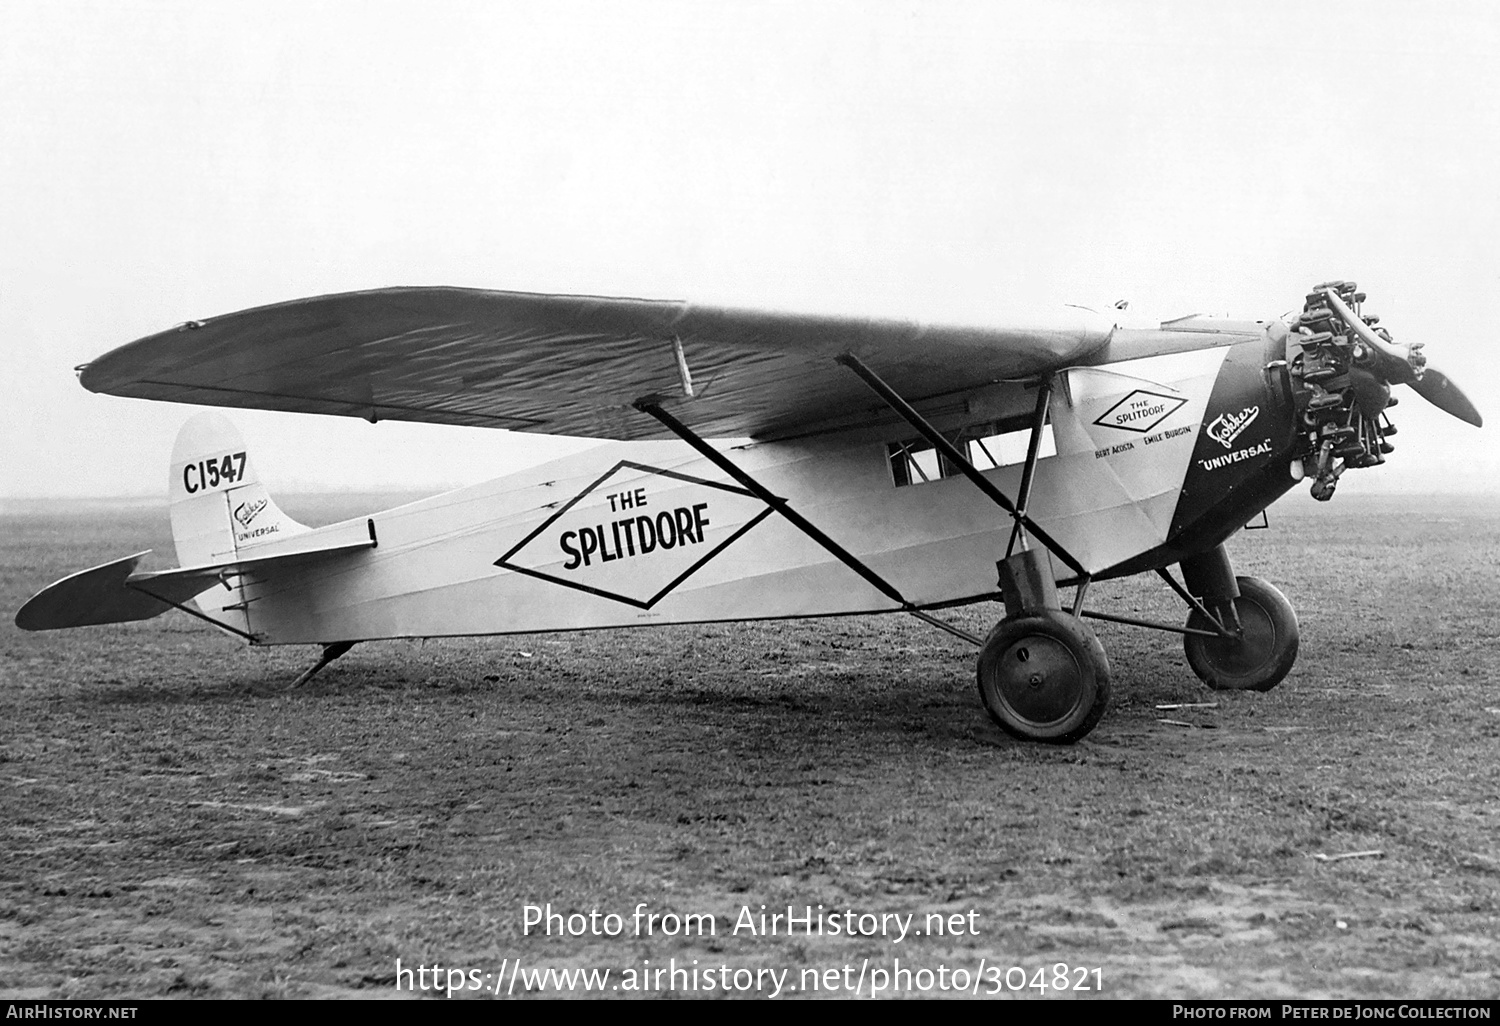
78;287;1118;440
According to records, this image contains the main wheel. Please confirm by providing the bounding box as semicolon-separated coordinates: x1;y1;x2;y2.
976;610;1111;744
1183;576;1299;692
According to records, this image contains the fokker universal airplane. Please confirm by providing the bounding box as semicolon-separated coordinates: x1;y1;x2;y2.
15;281;1482;742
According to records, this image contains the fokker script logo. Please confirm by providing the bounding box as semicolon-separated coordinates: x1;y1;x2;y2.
233;498;268;527
494;461;774;609
1092;390;1186;434
1206;406;1259;449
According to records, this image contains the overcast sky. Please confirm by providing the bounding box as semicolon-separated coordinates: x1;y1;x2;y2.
2;0;1496;499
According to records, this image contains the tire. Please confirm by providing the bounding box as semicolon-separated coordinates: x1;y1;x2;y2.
1183;576;1299;692
976;611;1111;744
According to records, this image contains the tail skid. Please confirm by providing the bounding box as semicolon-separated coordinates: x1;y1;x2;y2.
290;642;358;687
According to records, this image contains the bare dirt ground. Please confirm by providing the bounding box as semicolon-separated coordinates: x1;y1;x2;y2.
1;491;1497;1000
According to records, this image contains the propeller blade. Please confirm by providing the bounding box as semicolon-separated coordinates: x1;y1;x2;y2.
1322;289;1419;380
1408;365;1483;427
1321;288;1479;425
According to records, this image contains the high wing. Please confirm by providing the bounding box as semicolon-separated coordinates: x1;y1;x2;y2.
78;287;1117;440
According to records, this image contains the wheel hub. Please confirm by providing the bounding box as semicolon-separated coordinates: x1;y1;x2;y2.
995;634;1084;723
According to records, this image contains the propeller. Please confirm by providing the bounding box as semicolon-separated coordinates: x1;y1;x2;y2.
1322;289;1482;427
1409;366;1483;428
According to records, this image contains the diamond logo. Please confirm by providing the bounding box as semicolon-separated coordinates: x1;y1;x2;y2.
494;461;774;609
1092;390;1187;433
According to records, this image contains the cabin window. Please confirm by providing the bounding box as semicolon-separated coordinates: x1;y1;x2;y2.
888;418;1055;487
968;422;1057;470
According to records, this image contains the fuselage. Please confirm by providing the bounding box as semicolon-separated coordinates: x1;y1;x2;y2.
213;319;1303;645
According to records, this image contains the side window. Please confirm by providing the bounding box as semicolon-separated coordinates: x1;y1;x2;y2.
968;422;1057;470
888;441;950;486
888;418;1055;487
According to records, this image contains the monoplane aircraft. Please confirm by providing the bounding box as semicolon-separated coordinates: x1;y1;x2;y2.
16;281;1481;742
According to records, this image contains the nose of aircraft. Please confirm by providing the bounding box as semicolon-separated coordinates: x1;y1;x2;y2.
1288;281;1480;501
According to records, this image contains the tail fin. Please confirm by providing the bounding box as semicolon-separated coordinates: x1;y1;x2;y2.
169;412;309;567
15;417;369;634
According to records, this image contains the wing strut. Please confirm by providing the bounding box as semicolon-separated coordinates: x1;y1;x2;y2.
833;354;1088;579
633;400;983;647
1005;379;1054;560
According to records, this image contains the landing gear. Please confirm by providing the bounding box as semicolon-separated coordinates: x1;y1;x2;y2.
977;549;1111;744
806;358;1106;742
977;610;1111;743
1183;576;1298;692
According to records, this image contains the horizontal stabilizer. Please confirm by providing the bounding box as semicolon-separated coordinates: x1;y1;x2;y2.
15;528;377;632
14;552;169;631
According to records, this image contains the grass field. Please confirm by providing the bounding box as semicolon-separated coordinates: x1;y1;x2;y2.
1;491;1497;999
